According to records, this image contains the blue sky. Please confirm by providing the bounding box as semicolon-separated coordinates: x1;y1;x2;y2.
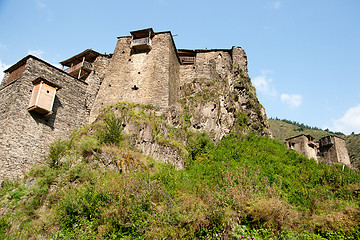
1;0;360;134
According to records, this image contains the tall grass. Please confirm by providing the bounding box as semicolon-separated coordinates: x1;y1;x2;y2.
0;129;359;239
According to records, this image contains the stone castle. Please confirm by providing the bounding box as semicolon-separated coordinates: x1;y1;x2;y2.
0;28;272;180
285;134;351;165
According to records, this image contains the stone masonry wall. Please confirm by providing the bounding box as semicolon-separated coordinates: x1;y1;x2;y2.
231;47;249;76
179;50;232;86
333;137;351;165
89;32;178;123
168;36;180;106
0;57;88;180
84;55;112;114
286;136;318;160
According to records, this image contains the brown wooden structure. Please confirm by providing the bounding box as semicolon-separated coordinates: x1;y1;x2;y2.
28;77;61;115
130;28;155;53
178;50;196;65
60;49;101;80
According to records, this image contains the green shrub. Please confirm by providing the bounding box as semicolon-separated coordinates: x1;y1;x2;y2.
77;135;101;157
0;218;9;239
97;112;123;145
8;186;27;201
48;140;70;168
2;123;359;239
185;132;213;166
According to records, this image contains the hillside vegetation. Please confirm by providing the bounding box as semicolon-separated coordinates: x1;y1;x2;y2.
269;119;360;169
0;109;359;239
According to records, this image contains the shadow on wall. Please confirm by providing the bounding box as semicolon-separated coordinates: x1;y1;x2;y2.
29;96;62;130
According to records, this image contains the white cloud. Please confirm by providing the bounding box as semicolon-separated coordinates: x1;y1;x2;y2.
332;104;360;134
36;0;46;9
281;94;302;108
0;59;11;83
28;49;44;58
272;1;281;9
253;70;277;97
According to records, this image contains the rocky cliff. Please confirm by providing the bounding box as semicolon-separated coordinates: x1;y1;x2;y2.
92;47;272;169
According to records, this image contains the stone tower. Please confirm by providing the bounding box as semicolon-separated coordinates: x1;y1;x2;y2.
89;29;180;122
285;134;318;160
319;135;351;165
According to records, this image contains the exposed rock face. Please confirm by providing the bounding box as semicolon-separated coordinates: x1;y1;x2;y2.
96;104;186;169
176;47;272;140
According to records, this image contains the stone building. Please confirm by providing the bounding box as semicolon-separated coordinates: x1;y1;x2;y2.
0;55;89;180
0;28;270;181
285;134;318;160
318;135;351;165
285;134;351;166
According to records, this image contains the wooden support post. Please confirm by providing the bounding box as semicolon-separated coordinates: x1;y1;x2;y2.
78;68;82;79
78;57;85;79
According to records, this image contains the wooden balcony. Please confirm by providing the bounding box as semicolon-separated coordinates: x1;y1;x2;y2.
64;61;93;79
180;56;195;65
131;37;152;52
308;141;316;148
320;136;334;147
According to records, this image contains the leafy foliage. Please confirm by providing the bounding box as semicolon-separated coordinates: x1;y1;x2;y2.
97;112;124;145
0;113;359;239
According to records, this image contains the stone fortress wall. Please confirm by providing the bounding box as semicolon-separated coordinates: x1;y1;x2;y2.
89;32;180;122
0;27;347;181
0;56;88;180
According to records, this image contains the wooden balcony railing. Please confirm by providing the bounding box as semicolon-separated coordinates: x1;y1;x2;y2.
180;57;195;65
131;37;151;48
64;61;92;74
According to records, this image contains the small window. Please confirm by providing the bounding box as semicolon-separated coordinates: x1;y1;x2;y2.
132;85;139;90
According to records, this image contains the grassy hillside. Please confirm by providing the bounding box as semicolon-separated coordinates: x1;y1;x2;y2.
269;119;360;169
346;133;360;170
0;110;359;239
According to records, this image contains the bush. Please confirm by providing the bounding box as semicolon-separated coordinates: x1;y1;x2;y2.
97;112;123;145
47;140;70;168
77;135;101;157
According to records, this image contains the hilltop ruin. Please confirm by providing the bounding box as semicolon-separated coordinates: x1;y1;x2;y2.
285;134;351;165
0;28;272;180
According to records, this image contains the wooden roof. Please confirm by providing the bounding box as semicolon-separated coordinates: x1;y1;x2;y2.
4;55;31;73
60;49;102;67
285;134;315;141
130;28;155;39
1;55;87;90
32;77;62;89
177;49;196;57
